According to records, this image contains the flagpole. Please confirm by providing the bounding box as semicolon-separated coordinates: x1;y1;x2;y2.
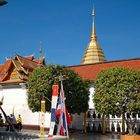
56;88;62;135
61;80;69;138
56;75;69;138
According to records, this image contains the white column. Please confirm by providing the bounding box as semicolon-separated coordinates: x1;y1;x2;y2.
88;85;95;109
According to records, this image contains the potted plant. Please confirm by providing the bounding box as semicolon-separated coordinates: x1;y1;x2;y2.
93;67;140;139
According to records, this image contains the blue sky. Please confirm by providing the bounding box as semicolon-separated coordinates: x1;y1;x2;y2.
0;0;140;66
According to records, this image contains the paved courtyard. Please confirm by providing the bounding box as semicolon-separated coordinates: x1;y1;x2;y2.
33;132;121;140
69;133;120;140
0;129;121;140
33;133;120;140
22;129;121;140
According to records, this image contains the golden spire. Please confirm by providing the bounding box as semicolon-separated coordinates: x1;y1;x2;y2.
81;7;106;64
91;8;96;40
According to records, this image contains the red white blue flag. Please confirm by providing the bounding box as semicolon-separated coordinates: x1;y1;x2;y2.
56;82;69;137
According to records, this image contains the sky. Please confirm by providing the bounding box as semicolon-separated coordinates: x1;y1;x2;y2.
0;0;140;66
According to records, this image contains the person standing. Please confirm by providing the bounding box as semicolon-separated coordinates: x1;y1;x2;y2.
10;114;17;131
16;114;22;131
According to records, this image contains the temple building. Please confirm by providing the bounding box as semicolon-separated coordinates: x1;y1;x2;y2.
0;5;140;134
69;8;140;133
0;54;50;129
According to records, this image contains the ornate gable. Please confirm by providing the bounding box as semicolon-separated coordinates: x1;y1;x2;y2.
9;67;20;80
0;54;44;84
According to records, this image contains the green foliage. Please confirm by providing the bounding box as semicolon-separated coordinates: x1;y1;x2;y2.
94;67;140;116
63;69;90;114
28;64;90;114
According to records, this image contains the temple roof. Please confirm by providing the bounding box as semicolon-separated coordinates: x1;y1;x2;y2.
23;54;34;61
15;55;39;70
81;8;106;64
0;64;4;72
69;58;140;81
0;54;45;85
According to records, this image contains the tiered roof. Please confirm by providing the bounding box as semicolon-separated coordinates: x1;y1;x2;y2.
0;54;45;85
81;8;106;64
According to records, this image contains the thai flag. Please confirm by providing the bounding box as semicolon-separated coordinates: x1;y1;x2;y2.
59;111;67;136
56;95;72;125
56;82;68;136
56;94;62;118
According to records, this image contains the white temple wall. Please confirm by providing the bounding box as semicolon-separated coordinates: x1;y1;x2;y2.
0;83;140;132
0;84;51;128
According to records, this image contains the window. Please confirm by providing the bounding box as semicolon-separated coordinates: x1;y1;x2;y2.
93;111;96;118
127;113;130;118
97;113;101;119
132;113;136;118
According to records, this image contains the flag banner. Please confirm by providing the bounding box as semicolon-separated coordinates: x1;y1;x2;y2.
56;82;69;138
56;104;72;125
48;84;59;138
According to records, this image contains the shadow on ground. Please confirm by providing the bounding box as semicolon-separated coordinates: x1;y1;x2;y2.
70;132;120;140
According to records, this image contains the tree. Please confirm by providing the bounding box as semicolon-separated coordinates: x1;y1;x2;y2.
28;64;90;114
94;67;140;135
0;0;8;6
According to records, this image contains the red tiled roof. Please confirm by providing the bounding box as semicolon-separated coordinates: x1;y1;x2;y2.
24;55;34;61
34;59;40;63
14;54;34;61
34;57;46;65
15;55;39;69
68;58;140;81
0;64;4;72
0;60;12;81
0;54;42;83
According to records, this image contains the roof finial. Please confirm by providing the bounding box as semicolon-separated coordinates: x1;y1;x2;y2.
39;41;43;57
92;6;95;16
81;2;106;64
38;41;46;65
91;4;96;40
